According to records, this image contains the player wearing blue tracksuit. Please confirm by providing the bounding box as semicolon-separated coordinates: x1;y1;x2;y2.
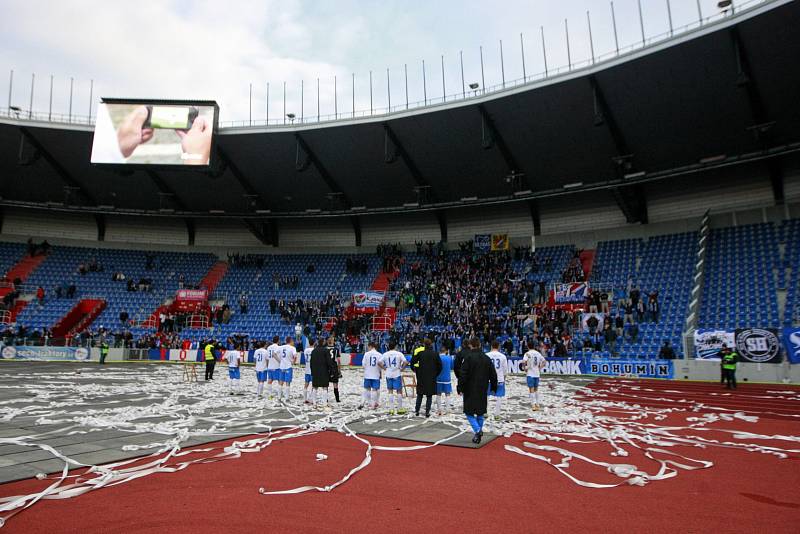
435;348;454;414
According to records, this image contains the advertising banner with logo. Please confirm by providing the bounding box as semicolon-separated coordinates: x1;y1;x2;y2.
176;289;208;301
783;327;800;364
1;345;91;361
491;234;510;251
735;328;782;363
507;356;584;375
580;312;605;332
174;289;209;312
556;283;589;304
586;358;674;379
352;291;385;309
693;329;735;359
473;234;491;252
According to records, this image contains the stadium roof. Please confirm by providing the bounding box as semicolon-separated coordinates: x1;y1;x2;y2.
0;0;798;234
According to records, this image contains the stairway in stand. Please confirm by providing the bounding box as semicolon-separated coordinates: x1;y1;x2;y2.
580;249;596;280
0;253;48;299
51;299;107;341
200;261;229;295
369;270;396;292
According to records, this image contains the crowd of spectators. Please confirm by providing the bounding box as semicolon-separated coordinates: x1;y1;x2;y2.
345;257;369;275
268;291;345;328
561;251;586;283
272;273;299;289
375;243;405;274
227;253;266;268
26;239;51;257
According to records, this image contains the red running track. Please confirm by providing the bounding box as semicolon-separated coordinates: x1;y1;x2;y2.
2;379;800;533
590;378;800;419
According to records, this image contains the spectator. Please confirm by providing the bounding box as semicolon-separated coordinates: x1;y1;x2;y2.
648;292;660;323
658;340;676;360
586;314;599;335
614;314;624;338
635;299;646;323
36;286;45;305
627;322;639;343
629;285;641;307
624;300;634;324
603;322;617;356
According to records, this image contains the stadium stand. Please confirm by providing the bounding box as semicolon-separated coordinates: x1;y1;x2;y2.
783;218;800;327
0;215;797;356
698;223;781;330
13;245;216;337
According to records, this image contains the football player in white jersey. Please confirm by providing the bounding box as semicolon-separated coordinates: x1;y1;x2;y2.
278;337;298;401
265;336;281;399
303;339;315;404
253;341;269;397
486;340;509;419
225;345;243;395
380;341;407;414
360;341;383;409
521;341;547;410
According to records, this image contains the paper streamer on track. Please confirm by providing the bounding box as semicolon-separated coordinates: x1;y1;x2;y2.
0;367;798;527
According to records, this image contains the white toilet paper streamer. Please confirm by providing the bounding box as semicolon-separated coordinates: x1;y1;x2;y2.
0;367;797;528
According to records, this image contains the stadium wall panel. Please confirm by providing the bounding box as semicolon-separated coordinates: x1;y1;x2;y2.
648;174;773;223
2;208;96;241
361;213;440;246
193;220;263;248
281;219;355;247
540;204;626;237
105;216;187;246
784;171;800;202
447;204;534;243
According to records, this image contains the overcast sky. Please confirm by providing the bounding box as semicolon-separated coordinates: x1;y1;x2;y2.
0;0;754;124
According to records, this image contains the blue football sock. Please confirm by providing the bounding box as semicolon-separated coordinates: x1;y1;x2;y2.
466;414;481;434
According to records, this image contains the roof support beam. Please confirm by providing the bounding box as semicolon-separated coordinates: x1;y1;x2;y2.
383;123;439;203
527;200;541;236
216;146;275;245
146;170;190;211
729;28;781;204
767;160;784;205
611;185;648;224
294;133;353;209
436;210;447;243
241;218;273;246
186;219;195;246
94;214;106;241
18;127;98;206
477;104;521;174
590;76;648;224
146;170;198;232
590;76;631;158
351;216;362;247
215;146;270;210
730;27;767;125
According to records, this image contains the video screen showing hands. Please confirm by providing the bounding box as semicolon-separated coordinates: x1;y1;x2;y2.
91;101;217;166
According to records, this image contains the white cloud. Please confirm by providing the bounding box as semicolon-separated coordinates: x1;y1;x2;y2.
0;0;750;123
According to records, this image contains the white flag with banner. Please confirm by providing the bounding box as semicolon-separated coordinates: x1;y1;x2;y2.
693;329;735;359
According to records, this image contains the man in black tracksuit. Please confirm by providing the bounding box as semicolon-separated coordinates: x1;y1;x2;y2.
326;337;342;402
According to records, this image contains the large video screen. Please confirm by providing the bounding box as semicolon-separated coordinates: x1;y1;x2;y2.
91;100;218;166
